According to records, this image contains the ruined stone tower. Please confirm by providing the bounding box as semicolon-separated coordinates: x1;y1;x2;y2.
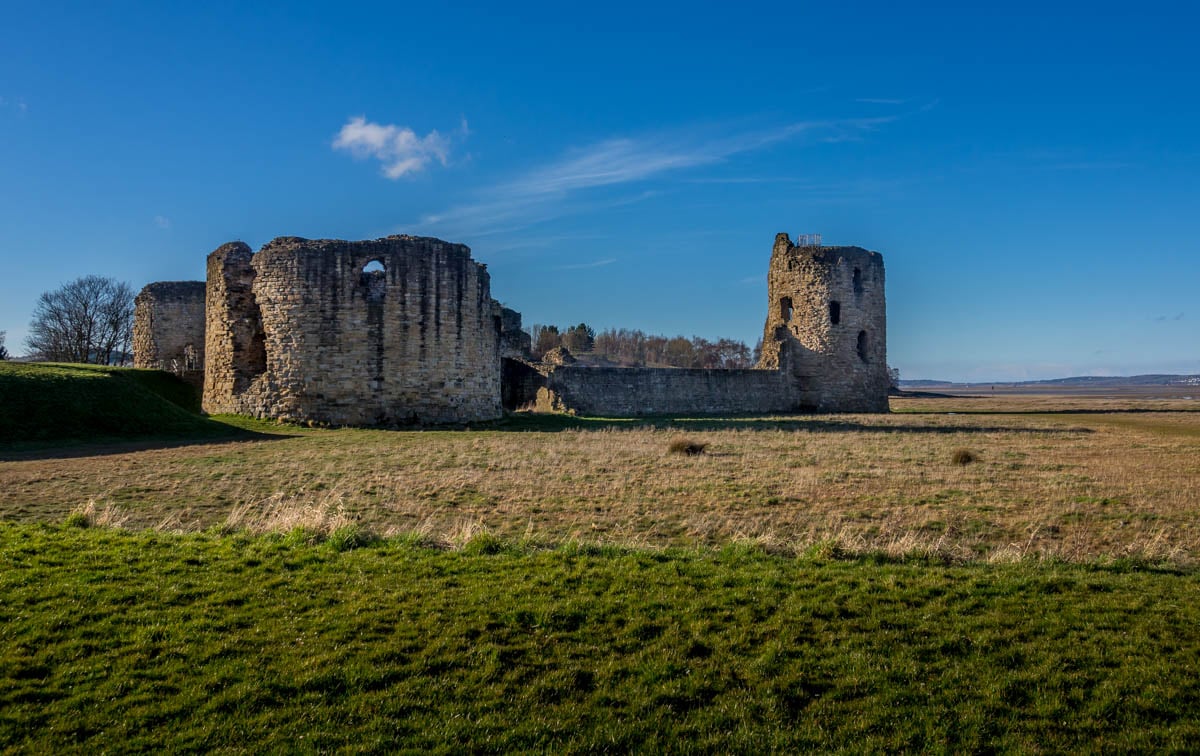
132;281;206;374
757;233;888;411
202;235;503;425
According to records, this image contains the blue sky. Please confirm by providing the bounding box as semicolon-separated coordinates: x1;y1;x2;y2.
1;1;1197;381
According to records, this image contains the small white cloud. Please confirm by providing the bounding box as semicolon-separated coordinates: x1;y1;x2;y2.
333;116;455;179
154;215;171;229
856;97;906;105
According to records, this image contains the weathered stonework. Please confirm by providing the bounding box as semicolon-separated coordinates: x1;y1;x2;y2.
496;306;532;360
132;281;206;376
202;236;502;425
139;230;887;425
536;366;796;416
532;233;889;416
756;233;889;412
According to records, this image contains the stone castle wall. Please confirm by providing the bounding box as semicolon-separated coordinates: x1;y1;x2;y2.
132;281;206;375
497;306;532;359
137;230;886;425
536;366;799;417
757;234;888;412
202;235;502;425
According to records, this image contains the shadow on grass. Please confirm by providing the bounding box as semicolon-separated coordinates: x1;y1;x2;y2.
0;416;298;461
478;413;1091;436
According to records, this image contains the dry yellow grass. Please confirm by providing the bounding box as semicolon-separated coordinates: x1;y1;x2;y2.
3;394;1198;563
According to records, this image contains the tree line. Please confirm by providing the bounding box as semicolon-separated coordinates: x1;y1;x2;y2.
529;323;760;369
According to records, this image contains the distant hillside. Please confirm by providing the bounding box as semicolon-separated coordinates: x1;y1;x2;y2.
0;362;238;445
902;374;1200;388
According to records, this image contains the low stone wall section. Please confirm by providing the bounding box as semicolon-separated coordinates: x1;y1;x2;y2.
537;366;800;417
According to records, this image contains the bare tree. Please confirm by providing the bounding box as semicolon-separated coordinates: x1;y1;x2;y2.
26;276;135;364
0;331;8;360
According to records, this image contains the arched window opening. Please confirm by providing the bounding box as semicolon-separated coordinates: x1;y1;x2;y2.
780;297;793;323
852;267;863;295
856;330;869;362
361;259;387;302
829;300;841;325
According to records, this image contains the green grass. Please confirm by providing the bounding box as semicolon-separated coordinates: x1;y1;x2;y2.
0;362;241;445
2;523;1198;752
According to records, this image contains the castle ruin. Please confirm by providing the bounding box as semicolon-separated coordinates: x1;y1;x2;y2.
132;281;206;378
134;232;887;424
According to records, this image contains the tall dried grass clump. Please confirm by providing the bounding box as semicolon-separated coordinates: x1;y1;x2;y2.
221;490;373;549
950;448;978;465
668;436;708;456
64;500;131;529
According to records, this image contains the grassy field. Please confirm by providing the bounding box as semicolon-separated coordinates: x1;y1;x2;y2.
2;376;1197;563
3;524;1199;752
3;365;1199;749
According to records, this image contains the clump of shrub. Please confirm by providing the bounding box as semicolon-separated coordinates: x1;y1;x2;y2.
668;436;708;456
63;511;91;529
63;500;130;529
951;448;978;466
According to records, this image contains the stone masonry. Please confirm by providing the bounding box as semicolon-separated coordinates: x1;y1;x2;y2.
531;233;889;415
756;233;889;411
202;235;503;425
134;231;889;425
132;281;206;374
535;366;795;416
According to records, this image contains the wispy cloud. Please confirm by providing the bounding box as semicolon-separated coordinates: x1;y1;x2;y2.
0;96;28;115
414;111;918;238
553;257;616;271
154;215;171;230
334;116;467;179
856;97;906;105
1154;312;1185;322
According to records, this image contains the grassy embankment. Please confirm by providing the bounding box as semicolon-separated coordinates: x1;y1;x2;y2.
0;362;244;446
2;523;1199;752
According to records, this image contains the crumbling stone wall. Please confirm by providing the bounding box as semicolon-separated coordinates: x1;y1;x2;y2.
756;233;888;412
139;230;884;425
202;235;502;425
502;358;546;410
533;233;888;416
496;306;531;359
133;281;206;376
536;366;798;416
202;242;267;411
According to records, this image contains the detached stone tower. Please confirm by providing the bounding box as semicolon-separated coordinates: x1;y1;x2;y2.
757;233;888;412
132;281;206;375
202;235;503;425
